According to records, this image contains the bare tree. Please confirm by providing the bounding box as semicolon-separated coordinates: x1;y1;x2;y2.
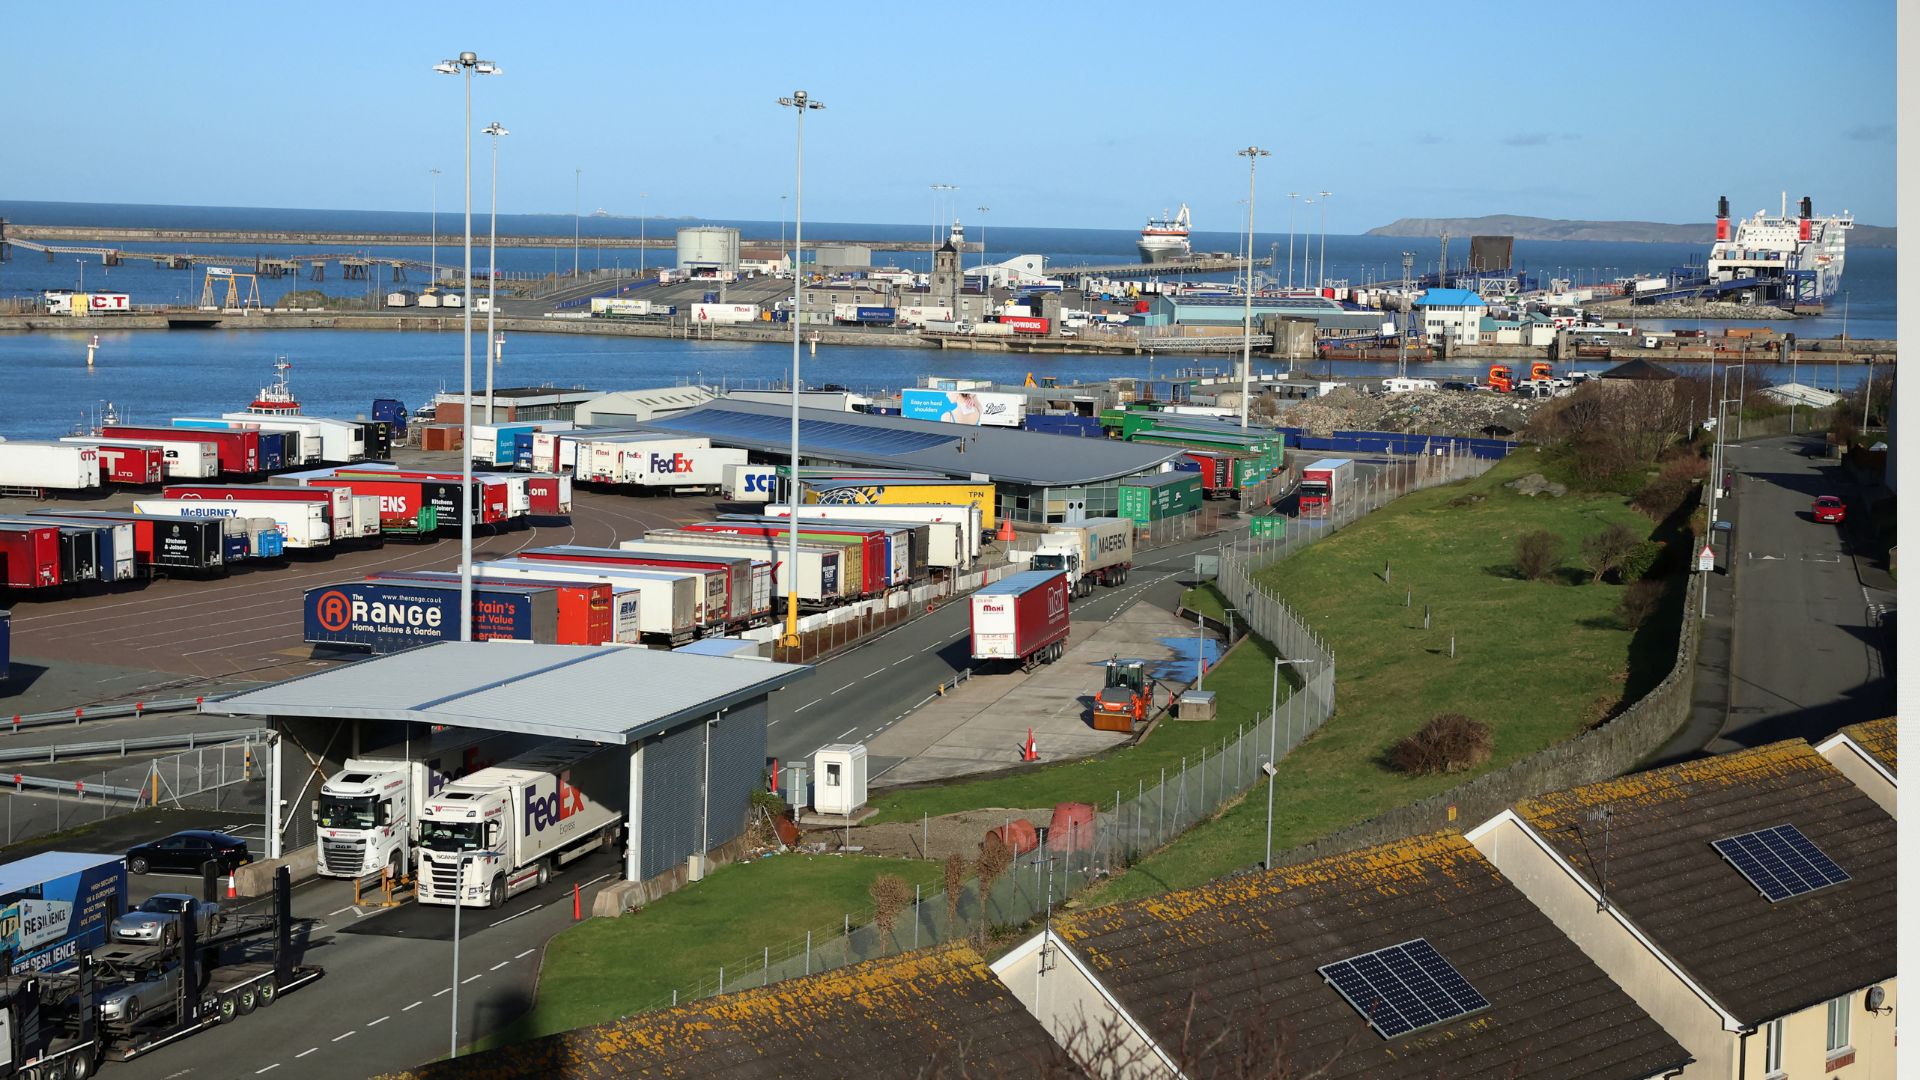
1579;522;1640;584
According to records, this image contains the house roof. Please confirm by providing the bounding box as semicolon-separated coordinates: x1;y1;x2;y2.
1414;288;1487;307
1836;716;1897;773
201;642;810;745
1514;741;1896;1024
1598;357;1680;381
1050;832;1691;1079
374;944;1081;1080
636;399;1180;487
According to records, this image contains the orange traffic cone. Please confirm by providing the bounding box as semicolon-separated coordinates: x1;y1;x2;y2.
996;517;1016;544
1022;728;1039;762
226;874;237;900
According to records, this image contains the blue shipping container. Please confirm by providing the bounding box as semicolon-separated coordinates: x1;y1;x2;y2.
0;852;128;974
304;581;543;654
855;306;896;323
1023;415;1103;439
255;431;286;471
511;430;535;468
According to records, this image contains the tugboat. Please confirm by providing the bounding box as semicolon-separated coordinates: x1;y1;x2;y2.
246;357;302;416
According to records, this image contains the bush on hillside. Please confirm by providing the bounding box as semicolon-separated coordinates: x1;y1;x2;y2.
1514;530;1564;581
1619;541;1664;583
1387;714;1493;776
1525;380;1711;489
1614;579;1664;630
1580;523;1642;584
1632;454;1708;521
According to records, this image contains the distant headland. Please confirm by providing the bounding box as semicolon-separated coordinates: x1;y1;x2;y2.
1368;214;1895;248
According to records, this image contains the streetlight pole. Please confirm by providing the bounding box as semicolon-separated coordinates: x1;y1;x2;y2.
1286;193;1299;289
635;193;647;281
1316;190;1331;289
976;206;990;271
777;90;824;648
1237;147;1269;431
483;122;507;427
573;167;582;278
1301;199;1314;286
429;168;441;288
1265;656;1315;869
436;50;501;644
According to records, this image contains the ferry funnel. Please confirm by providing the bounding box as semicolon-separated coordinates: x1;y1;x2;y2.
1798;196;1813;241
1715;196;1730;242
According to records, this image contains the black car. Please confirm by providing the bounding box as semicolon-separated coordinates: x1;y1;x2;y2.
126;830;251;876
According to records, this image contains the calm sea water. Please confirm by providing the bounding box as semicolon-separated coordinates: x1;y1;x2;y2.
0;201;1890;438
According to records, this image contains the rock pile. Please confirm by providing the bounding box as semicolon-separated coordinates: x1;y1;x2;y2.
1275;386;1540;438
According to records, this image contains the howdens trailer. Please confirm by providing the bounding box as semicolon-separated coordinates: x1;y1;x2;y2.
416;743;626;908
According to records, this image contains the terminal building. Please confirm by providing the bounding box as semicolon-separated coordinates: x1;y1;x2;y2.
633;398;1181;526
1143;293;1387;338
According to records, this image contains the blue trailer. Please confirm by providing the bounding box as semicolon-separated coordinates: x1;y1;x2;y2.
0;851;129;974
855;306;896;324
303;580;559;654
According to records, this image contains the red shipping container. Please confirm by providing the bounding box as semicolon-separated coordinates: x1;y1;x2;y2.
0;525;61;589
93;444;165;485
102;426;258;476
370;571;613;645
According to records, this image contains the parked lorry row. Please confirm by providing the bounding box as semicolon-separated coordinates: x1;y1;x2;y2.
0;412;395;494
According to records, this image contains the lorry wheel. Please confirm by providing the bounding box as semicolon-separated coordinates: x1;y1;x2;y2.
70;1050;97;1080
255;977;278;1007
536;862;551;889
389;851;404;884
489;877;506;909
237;985;258;1016
216;993;238;1024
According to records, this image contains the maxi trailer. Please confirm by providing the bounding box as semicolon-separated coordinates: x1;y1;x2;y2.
100;427;259;478
969;569;1072;671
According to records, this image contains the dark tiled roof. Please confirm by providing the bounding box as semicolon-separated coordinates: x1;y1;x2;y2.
377;943;1080;1080
1837;716;1897;773
1598;357;1680;381
1053;832;1690;1079
1516;741;1895;1023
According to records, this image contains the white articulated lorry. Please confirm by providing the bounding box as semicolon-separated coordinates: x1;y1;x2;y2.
415;743;626;909
312;730;521;880
1024;517;1133;598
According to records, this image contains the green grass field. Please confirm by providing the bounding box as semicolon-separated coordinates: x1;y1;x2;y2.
1088;454;1664;904
483;855;945;1048
863;633;1296;825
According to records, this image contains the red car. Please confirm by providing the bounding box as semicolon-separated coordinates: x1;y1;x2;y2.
1811;496;1847;524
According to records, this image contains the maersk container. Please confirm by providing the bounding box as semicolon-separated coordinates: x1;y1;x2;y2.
474;559;701;642
133;498;332;549
3;517;136;582
0;441;102;491
620;533;843;606
62;436;219;479
0;524;60;589
969;569;1071;667
304;580;560;654
102;425;258;476
1117;472;1203;522
517;547;735;630
368;570;616;645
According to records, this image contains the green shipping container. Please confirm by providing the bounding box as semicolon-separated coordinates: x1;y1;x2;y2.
1118;473;1204;522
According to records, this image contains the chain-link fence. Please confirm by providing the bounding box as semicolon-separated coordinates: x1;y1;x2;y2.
0;737;265;848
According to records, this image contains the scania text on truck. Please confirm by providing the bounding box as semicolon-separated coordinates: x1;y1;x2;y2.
969;569;1072;672
1297;458;1354;518
1025;517;1133;598
416;744;626;909
313;730;520;880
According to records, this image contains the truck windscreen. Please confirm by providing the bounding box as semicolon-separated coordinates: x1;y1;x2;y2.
418;821;484;852
317;795;376;830
1029;554;1065;570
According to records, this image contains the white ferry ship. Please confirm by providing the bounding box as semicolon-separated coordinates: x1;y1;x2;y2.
1137;204;1192;264
1706;193;1851;311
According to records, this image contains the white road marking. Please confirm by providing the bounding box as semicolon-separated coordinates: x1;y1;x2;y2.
489;904;542;927
256;1065;281;1074
834;682;855;694
490;961;510;971
515;948;535;959
367;1015;390;1026
892;656;912;666
863;669;884;679
795;699;820;712
402;1001;422;1012
462;973;484;984
433;988;451;998
296;1047;319;1057
921;642;942;652
580;873;612;888
327;907;353;917
838;727;857;738
332;1031;356;1042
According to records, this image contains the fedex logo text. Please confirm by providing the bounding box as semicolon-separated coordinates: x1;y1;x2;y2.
525;771;586;832
649;452;696;474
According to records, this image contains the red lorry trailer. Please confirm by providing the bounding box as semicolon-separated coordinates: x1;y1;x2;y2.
308;476;507;528
93;444;166;485
369;570;614;645
101;425;259;477
0;524;61;589
557;546;774;626
1296;458;1354;518
332;468;569;517
677;521;889;598
969;569;1071;672
515;546;752;629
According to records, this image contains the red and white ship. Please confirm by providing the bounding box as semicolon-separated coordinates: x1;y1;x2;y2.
1137;204;1192;264
246;357;302;416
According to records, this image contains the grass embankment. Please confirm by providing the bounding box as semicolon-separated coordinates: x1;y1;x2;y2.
1088;454;1662;904
486;855;944;1048
862;634;1294;825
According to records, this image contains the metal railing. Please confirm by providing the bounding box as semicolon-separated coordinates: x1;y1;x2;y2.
0;728;263;766
0;737;264;848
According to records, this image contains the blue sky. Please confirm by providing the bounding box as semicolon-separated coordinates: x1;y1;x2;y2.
3;2;1895;231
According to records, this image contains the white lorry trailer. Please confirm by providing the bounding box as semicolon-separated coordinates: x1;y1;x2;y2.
1024;517;1134;598
132;499;333;550
61;436;219;479
622;533;847;606
767;502;979;569
312;730;521;880
474;558;705;642
0;442;101;492
220;413;366;463
415;743;626;908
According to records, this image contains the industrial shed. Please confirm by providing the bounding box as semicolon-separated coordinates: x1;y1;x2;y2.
203;642;811;885
634;398;1184;526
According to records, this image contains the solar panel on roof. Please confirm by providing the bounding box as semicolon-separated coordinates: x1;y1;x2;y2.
1711;824;1850;903
1319;938;1489;1039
